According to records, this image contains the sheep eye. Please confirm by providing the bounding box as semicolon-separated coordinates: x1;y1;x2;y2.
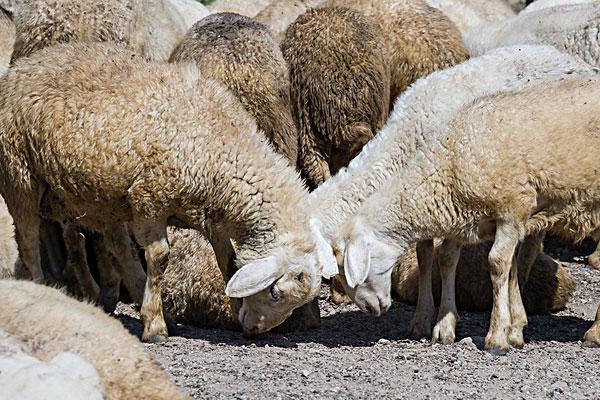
270;285;281;301
296;272;304;282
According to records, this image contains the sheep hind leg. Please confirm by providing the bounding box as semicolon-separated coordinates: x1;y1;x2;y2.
10;195;44;283
93;234;122;313
583;304;600;348
432;239;461;345
103;225;146;306
132;220;170;343
62;221;100;302
409;239;435;339
516;232;545;289
485;220;521;355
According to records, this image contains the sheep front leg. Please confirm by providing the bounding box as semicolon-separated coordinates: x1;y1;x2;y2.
132;222;170;343
10;195;44;283
583;304;600;348
485;221;521;355
298;127;331;189
93;235;122;313
62;221;100;302
409;239;435;339
432;239;461;345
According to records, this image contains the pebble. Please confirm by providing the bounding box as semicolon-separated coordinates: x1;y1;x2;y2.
377;339;391;345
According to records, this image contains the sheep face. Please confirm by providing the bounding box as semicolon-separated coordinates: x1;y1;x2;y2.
337;228;402;316
225;221;338;335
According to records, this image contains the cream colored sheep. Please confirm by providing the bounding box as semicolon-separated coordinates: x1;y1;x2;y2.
282;7;391;189
207;0;273;17
226;45;595;335
0;42;337;341
0;4;14;75
338;76;600;353
425;0;515;33
255;0;323;42
465;2;600;67
12;0;209;61
170;12;298;163
0;279;190;399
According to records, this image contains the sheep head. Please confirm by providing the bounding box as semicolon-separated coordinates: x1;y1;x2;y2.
335;219;404;317
225;219;337;336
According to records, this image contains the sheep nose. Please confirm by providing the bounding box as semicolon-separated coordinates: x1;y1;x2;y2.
364;299;381;317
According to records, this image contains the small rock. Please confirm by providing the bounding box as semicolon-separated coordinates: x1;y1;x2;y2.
377;338;391;345
301;370;310;378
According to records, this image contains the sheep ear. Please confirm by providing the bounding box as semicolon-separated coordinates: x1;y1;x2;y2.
343;234;371;288
225;257;283;298
310;219;338;279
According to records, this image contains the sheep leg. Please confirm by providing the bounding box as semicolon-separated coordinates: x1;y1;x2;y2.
62;221;100;302
507;248;528;349
330;275;352;304
583;304;600;348
93;235;121;313
485;221;521;355
409;239;435;339
10;195;44;283
298;127;331;189
432;239;461;345
132;221;170;342
516;232;545;288
588;242;600;270
102;225;146;305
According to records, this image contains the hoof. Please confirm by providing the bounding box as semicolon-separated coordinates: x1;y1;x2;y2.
409;321;432;340
431;313;457;345
588;255;600;270
508;328;525;349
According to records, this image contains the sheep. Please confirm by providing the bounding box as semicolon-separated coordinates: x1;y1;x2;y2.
226;45;596;335
320;0;470;104
12;0;209;61
521;0;599;14
464;2;600;68
391;241;576;315
0;4;14;75
0;279;190;399
337;76;600;353
424;0;515;33
161;232;574;330
281;7;391;189
0;42;338;341
0;328;107;399
207;0;273;17
169;12;298;163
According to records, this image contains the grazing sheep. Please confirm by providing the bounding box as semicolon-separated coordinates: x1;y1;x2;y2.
464;2;600;68
170;12;298;163
0;42;337;341
583;304;600;347
424;0;515;33
207;0;273;17
0;4;14;75
227;45;595;335
338;76;600;353
282;7;391;188
391;241;575;315
521;0;599;14
321;0;470;104
0;279;190;399
12;0;209;61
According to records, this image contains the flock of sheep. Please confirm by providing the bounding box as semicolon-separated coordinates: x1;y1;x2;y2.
0;0;599;398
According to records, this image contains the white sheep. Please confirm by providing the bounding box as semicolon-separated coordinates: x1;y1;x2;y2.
425;0;515;33
226;44;596;335
0;42;337;341
464;2;600;68
338;75;600;354
0;279;190;399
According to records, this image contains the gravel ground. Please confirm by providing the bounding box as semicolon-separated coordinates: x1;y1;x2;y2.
115;238;600;399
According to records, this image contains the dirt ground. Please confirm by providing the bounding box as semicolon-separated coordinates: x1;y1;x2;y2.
116;238;600;399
